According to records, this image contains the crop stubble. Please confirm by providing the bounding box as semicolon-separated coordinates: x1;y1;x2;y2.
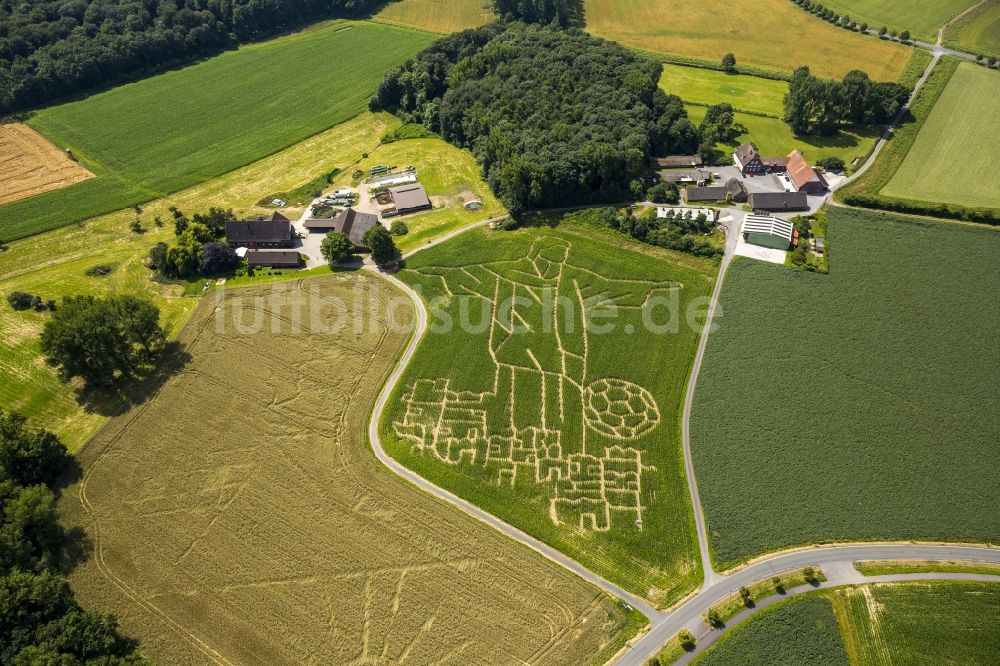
61;273;630;665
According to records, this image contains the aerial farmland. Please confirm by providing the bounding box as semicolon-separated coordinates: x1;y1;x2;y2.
0;0;997;664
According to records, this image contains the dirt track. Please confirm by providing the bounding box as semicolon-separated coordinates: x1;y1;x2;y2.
0;122;93;205
61;273;629;665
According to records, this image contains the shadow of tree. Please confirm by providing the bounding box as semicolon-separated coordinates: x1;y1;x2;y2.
74;341;192;417
60;525;94;574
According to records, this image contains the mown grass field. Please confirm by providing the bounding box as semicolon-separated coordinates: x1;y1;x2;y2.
584;0;910;80
374;0;494;33
944;0;1000;58
809;0;979;42
332;136;506;253
686;105;880;170
882;62;1000;209
835;582;1000;664
382;222;717;605
690;207;1000;567
694;595;849;665
0;21;434;240
61;273;638;665
0;113;392;449
659;65;787;117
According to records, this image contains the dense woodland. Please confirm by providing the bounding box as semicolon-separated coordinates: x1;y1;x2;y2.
372;23;702;216
0;0;384;113
0;408;148;664
493;0;583;27
784;66;909;135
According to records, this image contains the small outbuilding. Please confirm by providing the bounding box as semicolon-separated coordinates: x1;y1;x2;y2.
658;169;711;186
651;155;703;169
246;249;301;268
683;185;728;203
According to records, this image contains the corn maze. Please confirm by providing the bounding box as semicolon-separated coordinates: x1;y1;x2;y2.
387;225;715;601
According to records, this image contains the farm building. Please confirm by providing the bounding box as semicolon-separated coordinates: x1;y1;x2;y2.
246;249;301;268
742;215;795;250
748;191;809;212
733;143;766;175
304;208;378;249
225;212;293;248
724;177;748;203
785;150;828;194
651;155;703;168
683;185;727;203
388;183;432;215
369;171;417;188
658;169;710;186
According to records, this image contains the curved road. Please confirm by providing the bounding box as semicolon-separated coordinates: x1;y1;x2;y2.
365;196;999;664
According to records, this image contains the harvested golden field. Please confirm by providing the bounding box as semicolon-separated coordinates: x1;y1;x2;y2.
585;0;911;80
0;122;94;205
374;0;494;33
62;273;636;665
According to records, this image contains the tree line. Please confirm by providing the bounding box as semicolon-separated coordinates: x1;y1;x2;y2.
0;0;386;113
493;0;584;27
784;66;909;135
371;22;702;217
0;408;149;663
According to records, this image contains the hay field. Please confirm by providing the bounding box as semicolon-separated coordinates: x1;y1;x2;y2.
584;0;910;81
690;207;1000;567
882;62;1000;209
62;273;637;665
375;0;494;33
811;0;978;42
944;0;1000;58
660;65;787;117
382;223;716;605
0;21;434;241
0;113;395;449
0;122;94;205
836;582;1000;665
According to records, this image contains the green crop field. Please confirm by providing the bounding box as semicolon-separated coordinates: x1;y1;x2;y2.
686;106;880;171
694;595;849;665
0;21;435;241
944;0;1000;58
836;582;1000;664
690;207;1000;567
882;62;1000;209
660;65;788;117
585;0;910;81
374;0;494;33
808;0;979;42
380;221;717;605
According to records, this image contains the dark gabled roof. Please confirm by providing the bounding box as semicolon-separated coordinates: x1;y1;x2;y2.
225;219;292;244
724;177;746;196
748;191;810;211
389;183;431;212
246;250;300;267
684;186;728;201
659;169;710;183
265;211;290;222
734;143;760;164
305;208;379;247
651;155;704;168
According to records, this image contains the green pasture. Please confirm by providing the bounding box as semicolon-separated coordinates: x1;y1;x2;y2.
690;207;1000;567
0;21;434;241
882;62;1000;209
810;0;979;42
381;222;717;605
686;105;880;170
659;64;787;117
944;1;1000;58
838;582;1000;664
694;595;848;665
